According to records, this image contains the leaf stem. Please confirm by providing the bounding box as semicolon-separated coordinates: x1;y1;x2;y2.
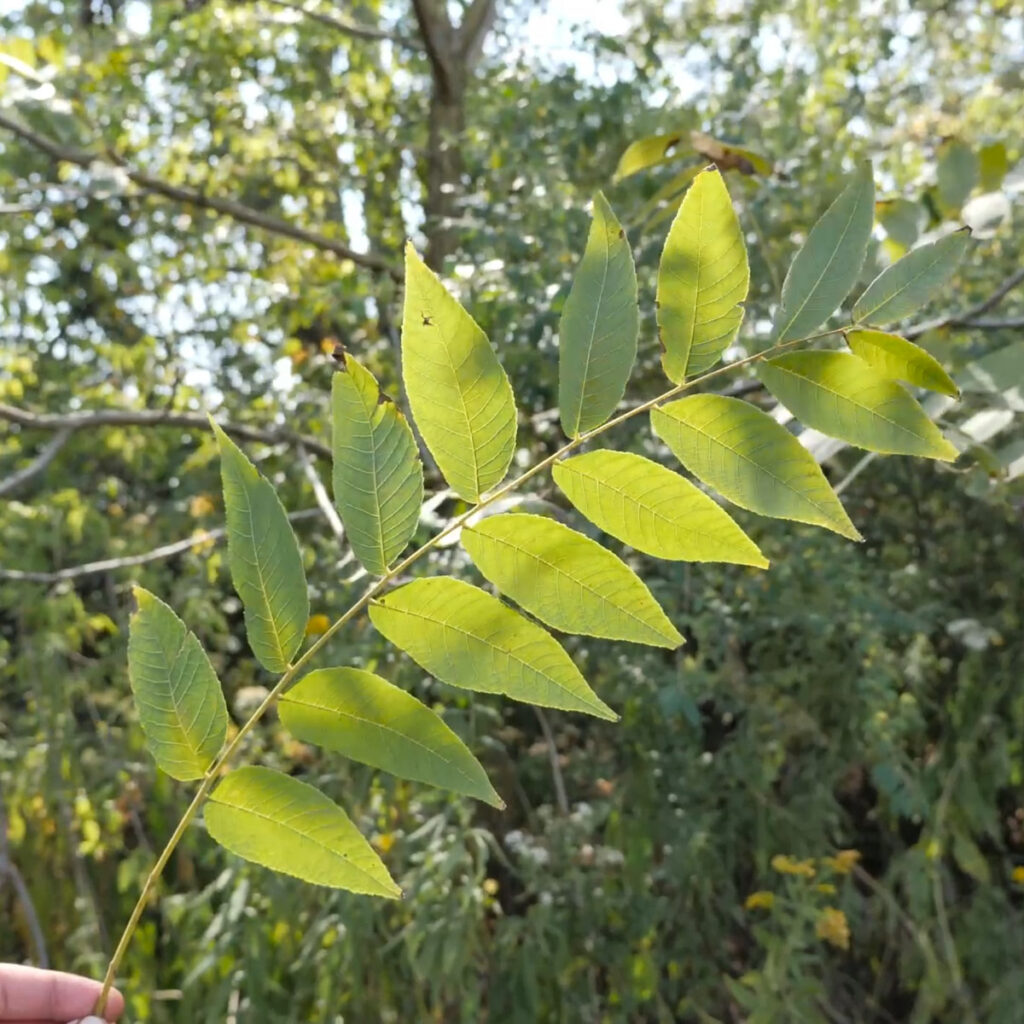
95;327;840;1013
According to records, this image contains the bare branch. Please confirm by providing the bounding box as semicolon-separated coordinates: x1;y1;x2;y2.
0;790;49;966
261;0;419;48
0;510;319;584
0;112;398;279
0;402;332;460
0;427;73;498
296;441;345;541
533;707;569;817
905;267;1024;338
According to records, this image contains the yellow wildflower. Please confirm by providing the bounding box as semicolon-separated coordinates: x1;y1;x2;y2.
189;493;216;518
771;854;816;878
823;849;862;875
483;878;500;896
744;890;775;911
816;883;837;894
816;907;850;950
1012;866;1024;885
305;613;331;636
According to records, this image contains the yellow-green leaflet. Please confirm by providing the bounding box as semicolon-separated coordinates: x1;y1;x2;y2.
279;668;502;807
852;229;970;326
758;351;958;461
368;577;616;721
651;396;861;541
331;352;423;575
212;421;309;672
774;163;874;342
205;766;400;897
127;587;228;781
401;244;516;502
657;167;749;381
559;192;638;437
552;450;768;568
613;132;685;181
845;329;959;397
462;513;682;648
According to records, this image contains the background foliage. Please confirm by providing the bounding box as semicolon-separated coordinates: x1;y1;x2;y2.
2;1;1023;1021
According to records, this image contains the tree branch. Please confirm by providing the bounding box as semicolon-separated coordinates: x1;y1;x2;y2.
261;0;419;48
295;441;345;541
411;0;456;100
905;267;1024;338
0;790;50;966
0;402;332;460
457;0;497;70
0;427;73;499
0;112;398;278
0;510;320;584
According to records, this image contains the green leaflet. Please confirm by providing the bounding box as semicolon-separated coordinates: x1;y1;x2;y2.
559;192;638;438
876;198;922;250
205;766;400;897
651;396;860;541
936;140;978;211
401;244;517;502
978;142;1009;192
552;450;768;568
368;577;616;721
852;229;970;327
758;351;959;461
846;329;959;397
279;667;501;808
774;163;874;342
213;422;309;673
127;587;228;781
462;512;682;648
613;132;686;182
657;167;749;381
331;352;423;575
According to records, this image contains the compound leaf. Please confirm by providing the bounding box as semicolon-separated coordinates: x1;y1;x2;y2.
369;577;616;721
657;167;749;381
279;667;501;807
205;766;400;897
651;395;861;540
846;329;959;397
852;229;970;326
213;421;309;673
774;163;874;342
332;351;424;575
758;351;958;460
401;244;516;502
559;192;638;438
552;450;767;568
127;587;228;781
462;512;682;648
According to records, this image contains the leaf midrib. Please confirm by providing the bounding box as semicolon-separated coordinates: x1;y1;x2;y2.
568;212;615;436
769;360;933;446
469;526;672;641
208;796;390;892
777;176;866;340
373;598;607;715
281;693;479;789
656;405;848;527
